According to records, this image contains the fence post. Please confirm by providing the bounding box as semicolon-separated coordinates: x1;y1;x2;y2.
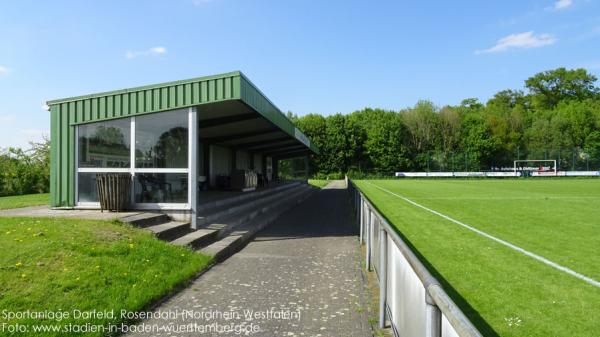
359;198;364;244
366;208;372;271
379;228;388;329
355;189;360;225
425;294;442;337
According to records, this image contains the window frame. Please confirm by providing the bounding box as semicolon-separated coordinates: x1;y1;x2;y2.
75;108;194;210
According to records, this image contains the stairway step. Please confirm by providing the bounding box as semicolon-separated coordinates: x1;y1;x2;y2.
200;186;315;261
146;221;191;241
120;213;170;228
171;228;219;248
196;183;306;227
175;185;310;250
197;182;301;213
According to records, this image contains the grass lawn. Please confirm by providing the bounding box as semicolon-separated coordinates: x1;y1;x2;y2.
0;193;49;210
308;179;331;188
355;179;600;337
0;217;212;337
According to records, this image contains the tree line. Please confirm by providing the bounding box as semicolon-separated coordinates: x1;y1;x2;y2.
286;68;600;178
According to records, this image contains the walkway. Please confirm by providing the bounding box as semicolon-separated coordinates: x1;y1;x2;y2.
0;205;140;220
127;181;371;337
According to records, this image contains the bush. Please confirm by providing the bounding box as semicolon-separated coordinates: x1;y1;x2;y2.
0;139;50;197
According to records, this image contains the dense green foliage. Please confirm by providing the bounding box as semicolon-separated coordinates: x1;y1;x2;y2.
357;179;600;337
0;217;212;337
289;68;600;175
0;139;50;196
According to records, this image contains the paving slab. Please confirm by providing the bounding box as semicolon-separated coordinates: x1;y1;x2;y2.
125;180;371;337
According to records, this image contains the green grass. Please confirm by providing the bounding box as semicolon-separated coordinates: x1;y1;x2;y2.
0;217;212;337
308;179;331;188
355;179;600;337
0;193;49;210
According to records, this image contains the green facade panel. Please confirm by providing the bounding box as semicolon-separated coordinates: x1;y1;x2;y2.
48;71;316;207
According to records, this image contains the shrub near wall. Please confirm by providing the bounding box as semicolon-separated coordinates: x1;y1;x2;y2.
0;141;50;197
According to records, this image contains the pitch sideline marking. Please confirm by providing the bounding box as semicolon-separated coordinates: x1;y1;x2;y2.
365;181;600;289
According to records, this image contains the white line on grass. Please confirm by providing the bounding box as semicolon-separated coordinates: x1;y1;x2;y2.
365;181;600;289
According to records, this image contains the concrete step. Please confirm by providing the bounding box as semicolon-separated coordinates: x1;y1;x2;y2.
196;183;307;227
173;185;311;249
145;221;191;241
120;213;170;228
200;185;315;261
196;182;301;213
171;228;219;248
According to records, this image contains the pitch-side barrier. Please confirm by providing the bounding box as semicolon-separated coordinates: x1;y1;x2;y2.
347;177;483;337
395;171;600;178
395;171;520;177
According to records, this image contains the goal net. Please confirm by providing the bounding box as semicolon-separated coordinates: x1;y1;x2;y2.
513;159;557;176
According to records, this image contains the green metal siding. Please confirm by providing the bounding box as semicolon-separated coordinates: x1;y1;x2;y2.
48;71;316;207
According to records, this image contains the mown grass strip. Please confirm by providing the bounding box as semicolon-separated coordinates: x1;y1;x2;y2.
0;216;212;337
0;193;49;210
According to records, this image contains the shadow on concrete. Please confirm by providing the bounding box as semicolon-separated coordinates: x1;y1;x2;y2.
252;187;359;242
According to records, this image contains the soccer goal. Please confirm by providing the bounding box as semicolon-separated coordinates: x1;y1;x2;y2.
513;159;557;176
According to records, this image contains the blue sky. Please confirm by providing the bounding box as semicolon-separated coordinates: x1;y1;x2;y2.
1;0;599;148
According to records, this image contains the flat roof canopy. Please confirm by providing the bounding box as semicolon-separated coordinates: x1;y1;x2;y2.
47;71;318;158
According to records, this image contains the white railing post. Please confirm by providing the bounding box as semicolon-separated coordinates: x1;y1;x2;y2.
366;208;372;271
426;294;442;337
359;197;364;244
355;189;359;224
379;227;388;329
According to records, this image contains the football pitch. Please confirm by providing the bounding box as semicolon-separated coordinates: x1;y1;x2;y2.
355;179;600;337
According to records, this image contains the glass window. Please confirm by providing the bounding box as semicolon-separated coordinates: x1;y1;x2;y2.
134;173;188;203
78;119;130;168
135;109;188;169
78;173;99;202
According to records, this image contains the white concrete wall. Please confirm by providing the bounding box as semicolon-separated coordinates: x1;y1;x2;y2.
209;145;232;186
235;150;251;170
253;153;263;173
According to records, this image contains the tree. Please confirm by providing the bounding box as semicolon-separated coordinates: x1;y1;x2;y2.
354;109;410;173
402;100;439;152
295;114;327;174
525;68;599;109
438;106;461;153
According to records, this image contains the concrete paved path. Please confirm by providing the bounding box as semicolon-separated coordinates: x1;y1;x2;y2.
0;205;141;220
127;181;371;337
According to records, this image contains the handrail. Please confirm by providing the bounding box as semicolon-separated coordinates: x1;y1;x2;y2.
347;177;483;337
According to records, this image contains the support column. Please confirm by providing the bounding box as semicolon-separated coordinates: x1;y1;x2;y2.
189;107;198;229
304;156;309;180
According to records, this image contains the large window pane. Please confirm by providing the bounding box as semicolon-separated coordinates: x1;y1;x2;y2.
135;109;188;168
134;173;188;203
78;173;99;202
78;119;130;168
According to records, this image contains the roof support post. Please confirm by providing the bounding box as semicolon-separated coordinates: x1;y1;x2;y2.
189;107;198;229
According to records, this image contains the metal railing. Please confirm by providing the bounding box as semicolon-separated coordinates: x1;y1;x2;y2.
346;177;483;337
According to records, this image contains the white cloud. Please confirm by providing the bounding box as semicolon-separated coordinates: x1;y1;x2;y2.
0;114;15;123
477;31;556;54
125;46;167;59
554;0;573;10
0;66;9;75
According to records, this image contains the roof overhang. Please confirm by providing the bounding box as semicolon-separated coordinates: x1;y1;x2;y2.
47;71;318;157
